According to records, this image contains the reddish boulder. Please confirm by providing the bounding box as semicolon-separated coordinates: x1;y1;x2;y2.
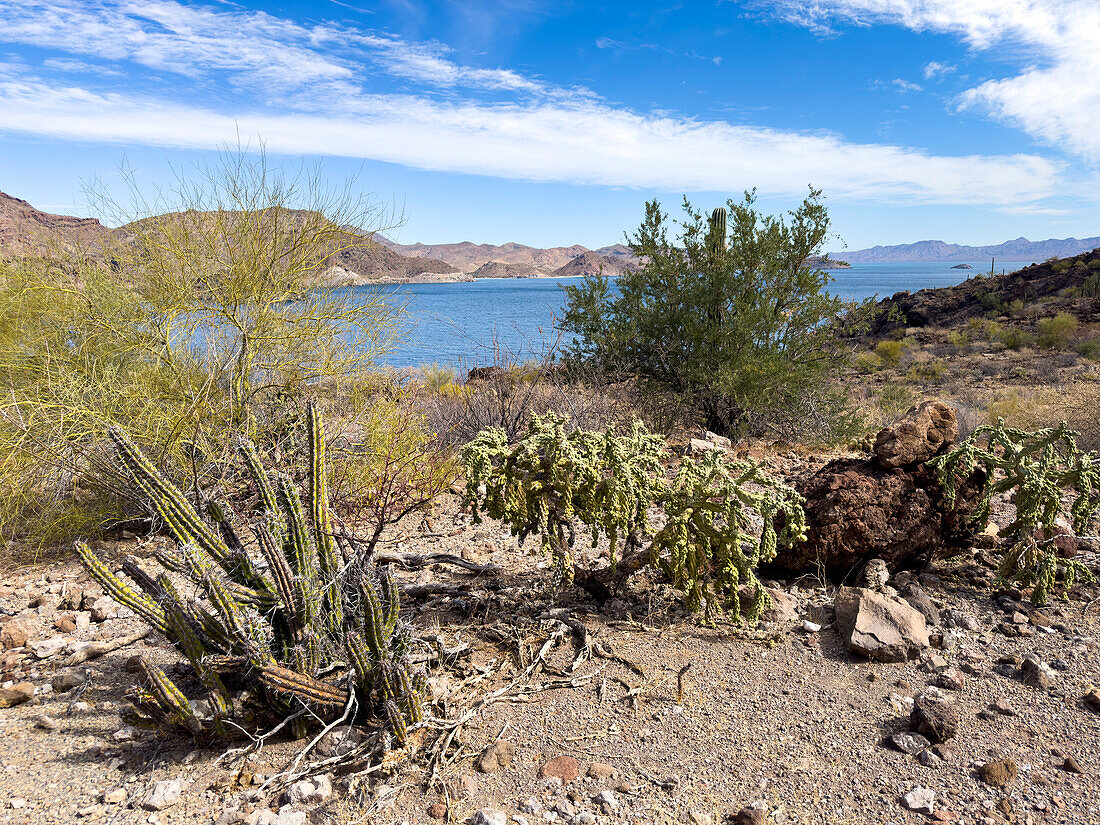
874;400;958;468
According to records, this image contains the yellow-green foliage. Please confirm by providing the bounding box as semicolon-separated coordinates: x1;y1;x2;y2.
854;351;882;373
1036;312;1079;349
462;413;806;622
651;450;806;621
76;406;425;745
930;420;1099;605
0;151;402;550
874;339;906;367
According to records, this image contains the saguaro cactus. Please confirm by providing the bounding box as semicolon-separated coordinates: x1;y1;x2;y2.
76;404;425;746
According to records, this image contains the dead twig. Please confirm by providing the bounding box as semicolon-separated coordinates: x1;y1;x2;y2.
64;629;150;666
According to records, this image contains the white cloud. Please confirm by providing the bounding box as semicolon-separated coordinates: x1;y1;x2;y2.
922;61;954;80
0;0;1075;208
0;74;1063;206
754;1;1100;158
892;78;921;93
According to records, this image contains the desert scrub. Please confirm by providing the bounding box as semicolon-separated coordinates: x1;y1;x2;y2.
77;404;426;751
1037;313;1079;349
462;412;806;622
930;420;1099;604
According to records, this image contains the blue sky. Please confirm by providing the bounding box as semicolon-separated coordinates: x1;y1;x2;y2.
0;0;1097;251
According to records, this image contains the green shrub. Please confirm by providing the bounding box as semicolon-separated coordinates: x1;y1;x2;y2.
999;327;1035;350
462;412;806;622
1037;312;1079;349
560;189;862;439
1083;273;1100;297
1076;339;1100;361
930;421;1098;604
77;405;426;748
875;339;906;366
854;351;882;373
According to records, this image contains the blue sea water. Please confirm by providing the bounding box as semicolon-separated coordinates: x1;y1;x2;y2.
352;260;1031;370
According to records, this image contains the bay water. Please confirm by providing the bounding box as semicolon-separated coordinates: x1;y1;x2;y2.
354;260;1030;370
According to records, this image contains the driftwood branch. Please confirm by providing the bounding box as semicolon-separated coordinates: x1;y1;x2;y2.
374;551;500;575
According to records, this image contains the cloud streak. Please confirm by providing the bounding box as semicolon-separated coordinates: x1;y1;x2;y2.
754;0;1100;158
0;0;1075;207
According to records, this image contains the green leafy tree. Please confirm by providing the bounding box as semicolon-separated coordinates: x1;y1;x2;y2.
560;188;859;438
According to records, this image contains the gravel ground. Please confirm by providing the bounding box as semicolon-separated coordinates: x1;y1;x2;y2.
1;490;1098;825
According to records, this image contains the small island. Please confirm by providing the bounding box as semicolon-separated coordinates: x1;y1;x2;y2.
951;263;973;269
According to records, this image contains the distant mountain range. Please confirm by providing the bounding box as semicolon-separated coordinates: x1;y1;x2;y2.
834;237;1100;264
4;189;1098;281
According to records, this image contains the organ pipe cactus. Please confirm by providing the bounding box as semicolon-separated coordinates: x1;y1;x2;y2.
707;206;727;257
930;419;1099;604
75;403;425;747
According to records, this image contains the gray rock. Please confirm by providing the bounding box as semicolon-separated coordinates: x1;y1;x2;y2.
572;814;597;825
890;732;931;754
900;787;935;814
468;811;507;825
476;740;515;773
554;800;575;818
316;725;361;758
901;584;941;626
595;790;618;812
284;775;331;805
90;596;118;623
834;586;929;662
51;669;88;693
142;779;183;811
1021;654;1057;689
874;399;958;468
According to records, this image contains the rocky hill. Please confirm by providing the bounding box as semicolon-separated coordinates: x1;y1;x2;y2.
381;238;638;273
551;251;635;279
0;192;459;284
861;246;1100;336
470;261;544;279
837;236;1100;264
0;191;108;257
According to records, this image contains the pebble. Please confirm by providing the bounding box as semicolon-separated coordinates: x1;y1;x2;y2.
802;621;821;633
572;814;596;825
1063;756;1084;774
469;810;507;825
890;732;931;755
539;756;580;785
979;759;1017;788
103;787;128;805
595;791;617;812
587;763;616;780
477;740;515;773
34;713;58;731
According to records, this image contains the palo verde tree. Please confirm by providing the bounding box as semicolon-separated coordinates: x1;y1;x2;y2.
0;144;403;547
560;188;860;438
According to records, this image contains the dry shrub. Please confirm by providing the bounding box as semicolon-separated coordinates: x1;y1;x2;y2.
986;379;1100;452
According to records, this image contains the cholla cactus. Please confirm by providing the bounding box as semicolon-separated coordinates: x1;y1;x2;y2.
75;403;425;746
652;450;806;622
462;412;665;584
462;414;806;621
930;419;1099;604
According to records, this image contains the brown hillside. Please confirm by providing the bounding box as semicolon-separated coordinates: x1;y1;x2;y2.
551;250;634;279
0;191;108;258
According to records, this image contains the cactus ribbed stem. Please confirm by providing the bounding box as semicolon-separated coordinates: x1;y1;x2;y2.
75;541;168;633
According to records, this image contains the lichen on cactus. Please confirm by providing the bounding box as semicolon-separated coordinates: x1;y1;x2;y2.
929;419;1099;604
462;413;805;621
75;403;426;749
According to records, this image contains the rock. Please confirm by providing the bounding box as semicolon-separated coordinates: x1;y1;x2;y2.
53;614;77;633
874;400;958;468
770;447;984;576
802;620;822;633
704;431;732;449
861;558;890;591
284;775;331;805
539;756;580;785
142;779;183;811
572;814;597;825
687;811;714;825
733;806;767;825
445;775;477;800
34;713;58;731
52;669;87;693
900;787;935;814
28;636;66;659
554;800;575;818
1063;756;1084;774
595;790;618;812
1020;654;1057;689
476;740;515;773
910;691;959;743
0;617;34;650
0;682;35;707
890;732;931;754
428;802;448;819
687;438;722;455
979;759;1016;788
90;596;118;623
102;788;127;805
758;587;800;623
934;668;966;691
587;762;617;780
9;798;26;809
1087;688;1100;712
918;750;942;768
520;798;542;814
316;725;360;758
834;586;929;662
901;585;940;626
